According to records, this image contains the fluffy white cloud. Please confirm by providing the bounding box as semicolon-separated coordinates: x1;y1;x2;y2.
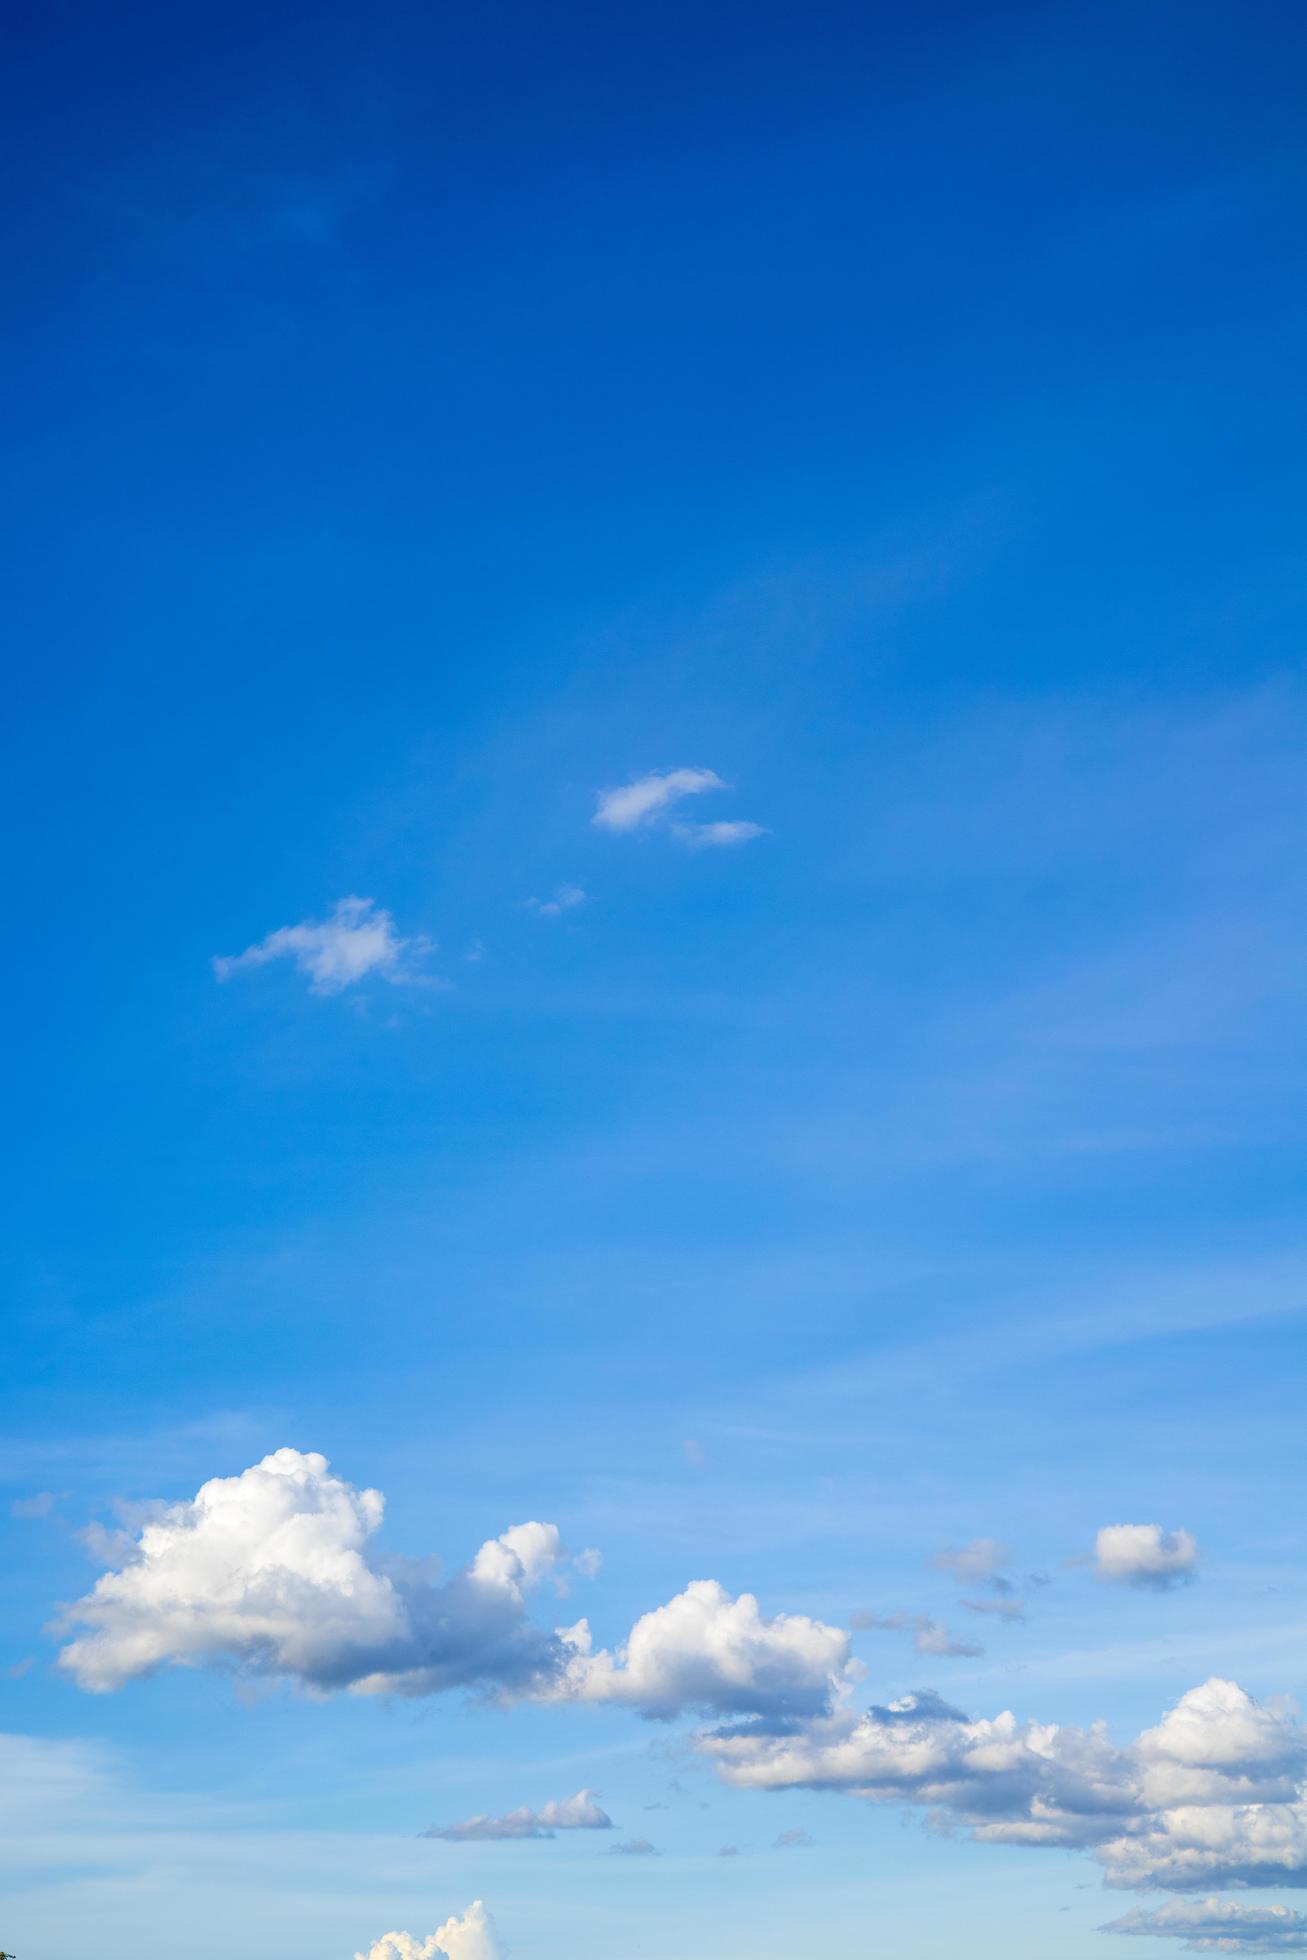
1096;1523;1200;1589
58;1449;567;1697
551;1578;856;1721
423;1789;612;1840
357;1901;500;1960
592;768;725;831
1101;1898;1307;1951
57;1452;848;1726
214;895;432;993
698;1676;1307;1892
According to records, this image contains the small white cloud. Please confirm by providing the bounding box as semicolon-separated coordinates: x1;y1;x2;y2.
850;1610;983;1658
356;1900;500;1960
608;1836;660;1856
1095;1523;1199;1590
10;1491;58;1520
593;768;725;832
213;896;432;994
932;1538;1013;1584
525;884;586;918
670;820;768;849
773;1827;814;1849
574;1547;603;1579
423;1789;612;1841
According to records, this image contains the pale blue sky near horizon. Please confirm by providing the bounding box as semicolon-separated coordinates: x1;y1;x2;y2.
4;2;1307;1955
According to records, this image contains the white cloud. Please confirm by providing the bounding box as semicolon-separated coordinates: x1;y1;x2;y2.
670;820;769;849
357;1901;500;1960
525;884;586;918
423;1790;612;1841
773;1827;813;1848
214;896;432;994
550;1578;856;1721
698;1675;1307;1892
56;1452;849;1726
608;1836;659;1855
931;1538;1013;1584
592;768;725;831
1102;1898;1307;1951
58;1449;567;1698
850;1609;982;1657
1096;1523;1200;1589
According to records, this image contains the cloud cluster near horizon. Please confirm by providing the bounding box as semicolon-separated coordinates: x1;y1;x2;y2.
592;767;766;847
214;896;432;994
57;1450;1273;1898
1101;1897;1307;1951
702;1674;1307;1891
356;1900;499;1960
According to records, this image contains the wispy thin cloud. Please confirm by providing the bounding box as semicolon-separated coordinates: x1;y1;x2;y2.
422;1789;611;1841
850;1609;983;1657
671;820;769;849
525;884;586;918
592;768;724;832
213;896;433;995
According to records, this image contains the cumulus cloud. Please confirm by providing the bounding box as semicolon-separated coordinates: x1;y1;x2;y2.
356;1900;499;1960
57;1452;851;1728
58;1449;568;1698
1101;1898;1307;1951
608;1837;659;1855
214;896;432;994
423;1790;612;1840
593;768;725;831
549;1578;857;1722
1096;1524;1200;1589
850;1610;982;1658
698;1676;1307;1892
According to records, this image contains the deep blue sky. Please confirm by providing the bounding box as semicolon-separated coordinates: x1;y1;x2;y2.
4;5;1307;1957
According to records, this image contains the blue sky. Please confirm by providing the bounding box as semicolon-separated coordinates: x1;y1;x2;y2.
4;3;1307;1956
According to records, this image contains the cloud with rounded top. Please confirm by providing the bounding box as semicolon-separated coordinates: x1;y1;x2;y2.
356;1900;499;1960
57;1449;853;1726
1096;1523;1200;1589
